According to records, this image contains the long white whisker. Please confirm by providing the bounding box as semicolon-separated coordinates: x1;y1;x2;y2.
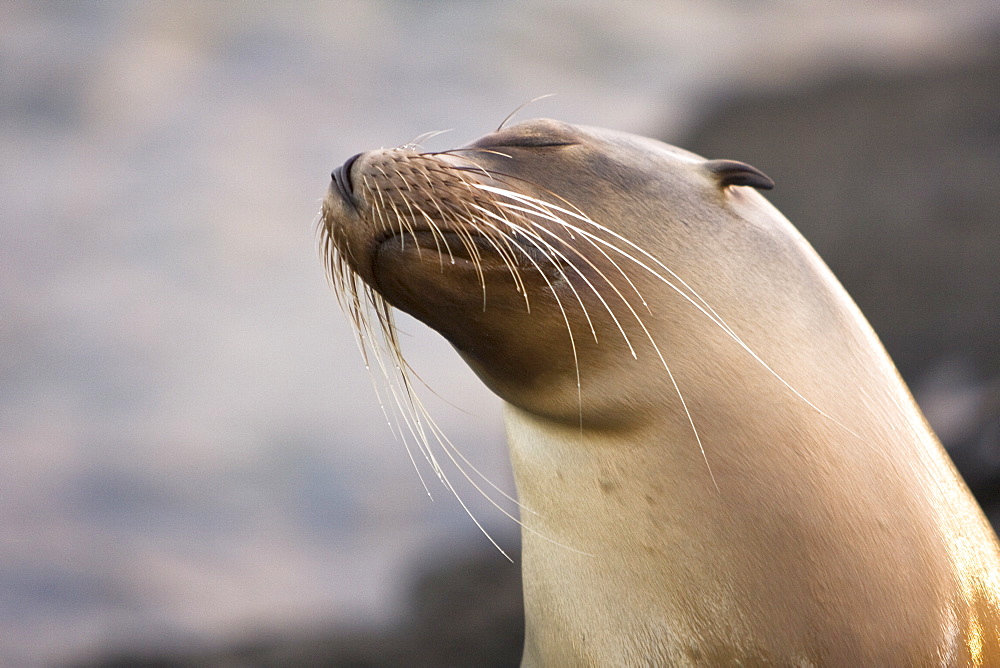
479;206;718;488
474;183;857;439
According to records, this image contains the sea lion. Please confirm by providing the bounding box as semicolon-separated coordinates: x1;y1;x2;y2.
319;119;1000;665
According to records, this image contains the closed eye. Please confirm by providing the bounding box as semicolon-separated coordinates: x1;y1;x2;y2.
489;136;578;149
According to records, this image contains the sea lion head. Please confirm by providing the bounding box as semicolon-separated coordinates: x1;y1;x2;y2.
320;119;775;426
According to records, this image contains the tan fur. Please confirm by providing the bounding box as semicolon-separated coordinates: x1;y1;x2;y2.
321;119;1000;665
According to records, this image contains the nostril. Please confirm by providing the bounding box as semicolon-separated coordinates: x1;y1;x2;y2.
332;153;363;209
341;153;361;192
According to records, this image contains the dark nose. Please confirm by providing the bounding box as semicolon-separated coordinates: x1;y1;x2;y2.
331;153;362;208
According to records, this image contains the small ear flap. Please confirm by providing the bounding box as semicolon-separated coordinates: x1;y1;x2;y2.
703;159;774;191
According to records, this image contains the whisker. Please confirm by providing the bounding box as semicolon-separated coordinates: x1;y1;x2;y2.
402;128;452;150
458;203;598;426
428;147;514;161
472;182;857;439
323;153;572;556
497;94;556;131
321;142;750;552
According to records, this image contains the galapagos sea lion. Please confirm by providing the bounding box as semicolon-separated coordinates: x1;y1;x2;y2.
319;119;1000;665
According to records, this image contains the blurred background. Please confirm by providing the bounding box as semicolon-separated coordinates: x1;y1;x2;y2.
2;1;998;665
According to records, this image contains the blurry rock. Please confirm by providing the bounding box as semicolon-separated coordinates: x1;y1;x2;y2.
679;33;1000;525
71;542;523;668
394;544;523;668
